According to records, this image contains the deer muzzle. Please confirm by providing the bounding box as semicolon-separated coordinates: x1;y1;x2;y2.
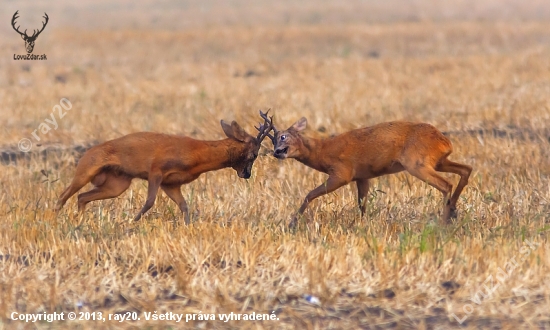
241;169;251;179
239;165;252;179
274;146;289;159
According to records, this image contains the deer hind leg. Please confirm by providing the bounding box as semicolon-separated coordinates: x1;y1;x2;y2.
403;162;454;223
133;173;163;222
436;158;472;217
55;166;102;211
161;184;190;224
356;179;370;216
76;172;132;212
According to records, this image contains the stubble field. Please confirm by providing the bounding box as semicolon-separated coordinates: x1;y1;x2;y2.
1;1;550;329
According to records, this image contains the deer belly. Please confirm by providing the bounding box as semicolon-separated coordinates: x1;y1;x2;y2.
356;161;405;179
162;172;199;185
372;162;405;177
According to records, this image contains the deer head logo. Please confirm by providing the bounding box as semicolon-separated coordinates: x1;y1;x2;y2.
11;11;49;54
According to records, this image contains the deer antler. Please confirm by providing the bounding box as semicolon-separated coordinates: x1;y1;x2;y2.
11;11;27;38
255;109;278;145
31;13;49;38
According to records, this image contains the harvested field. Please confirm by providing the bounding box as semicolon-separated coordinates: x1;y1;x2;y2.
0;0;549;329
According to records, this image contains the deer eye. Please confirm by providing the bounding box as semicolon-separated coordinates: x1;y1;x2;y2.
280;135;287;141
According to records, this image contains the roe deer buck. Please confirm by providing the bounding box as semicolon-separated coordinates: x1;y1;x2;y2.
55;111;274;223
257;111;472;227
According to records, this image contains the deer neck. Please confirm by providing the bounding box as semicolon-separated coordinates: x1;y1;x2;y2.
295;135;328;173
193;139;246;173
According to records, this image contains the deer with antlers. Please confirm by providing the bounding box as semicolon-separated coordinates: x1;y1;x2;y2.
257;111;472;227
55;111;274;223
11;11;49;54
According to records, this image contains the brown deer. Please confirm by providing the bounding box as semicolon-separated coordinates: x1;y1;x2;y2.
55;112;274;223
257;111;472;227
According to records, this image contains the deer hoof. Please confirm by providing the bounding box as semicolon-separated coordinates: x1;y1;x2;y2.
288;217;298;229
54;202;63;212
442;208;452;224
449;207;458;219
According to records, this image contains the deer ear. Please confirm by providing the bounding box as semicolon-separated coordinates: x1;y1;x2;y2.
21;34;26;40
221;120;247;142
230;121;248;142
291;117;307;132
221;120;236;140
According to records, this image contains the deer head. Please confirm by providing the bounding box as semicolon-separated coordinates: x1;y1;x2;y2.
220;110;274;179
256;111;306;159
272;117;307;159
12;11;49;54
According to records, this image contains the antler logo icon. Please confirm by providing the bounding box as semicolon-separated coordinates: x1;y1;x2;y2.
11;11;49;54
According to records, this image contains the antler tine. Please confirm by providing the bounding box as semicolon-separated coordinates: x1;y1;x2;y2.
255;109;276;144
259;109;278;134
256;124;275;143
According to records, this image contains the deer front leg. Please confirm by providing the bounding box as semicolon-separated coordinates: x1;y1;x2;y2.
289;175;350;228
356;179;370;216
161;184;190;224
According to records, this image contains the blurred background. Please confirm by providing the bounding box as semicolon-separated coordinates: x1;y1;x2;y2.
2;0;550;30
1;0;550;146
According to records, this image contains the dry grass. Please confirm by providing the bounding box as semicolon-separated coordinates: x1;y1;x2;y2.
1;1;550;329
